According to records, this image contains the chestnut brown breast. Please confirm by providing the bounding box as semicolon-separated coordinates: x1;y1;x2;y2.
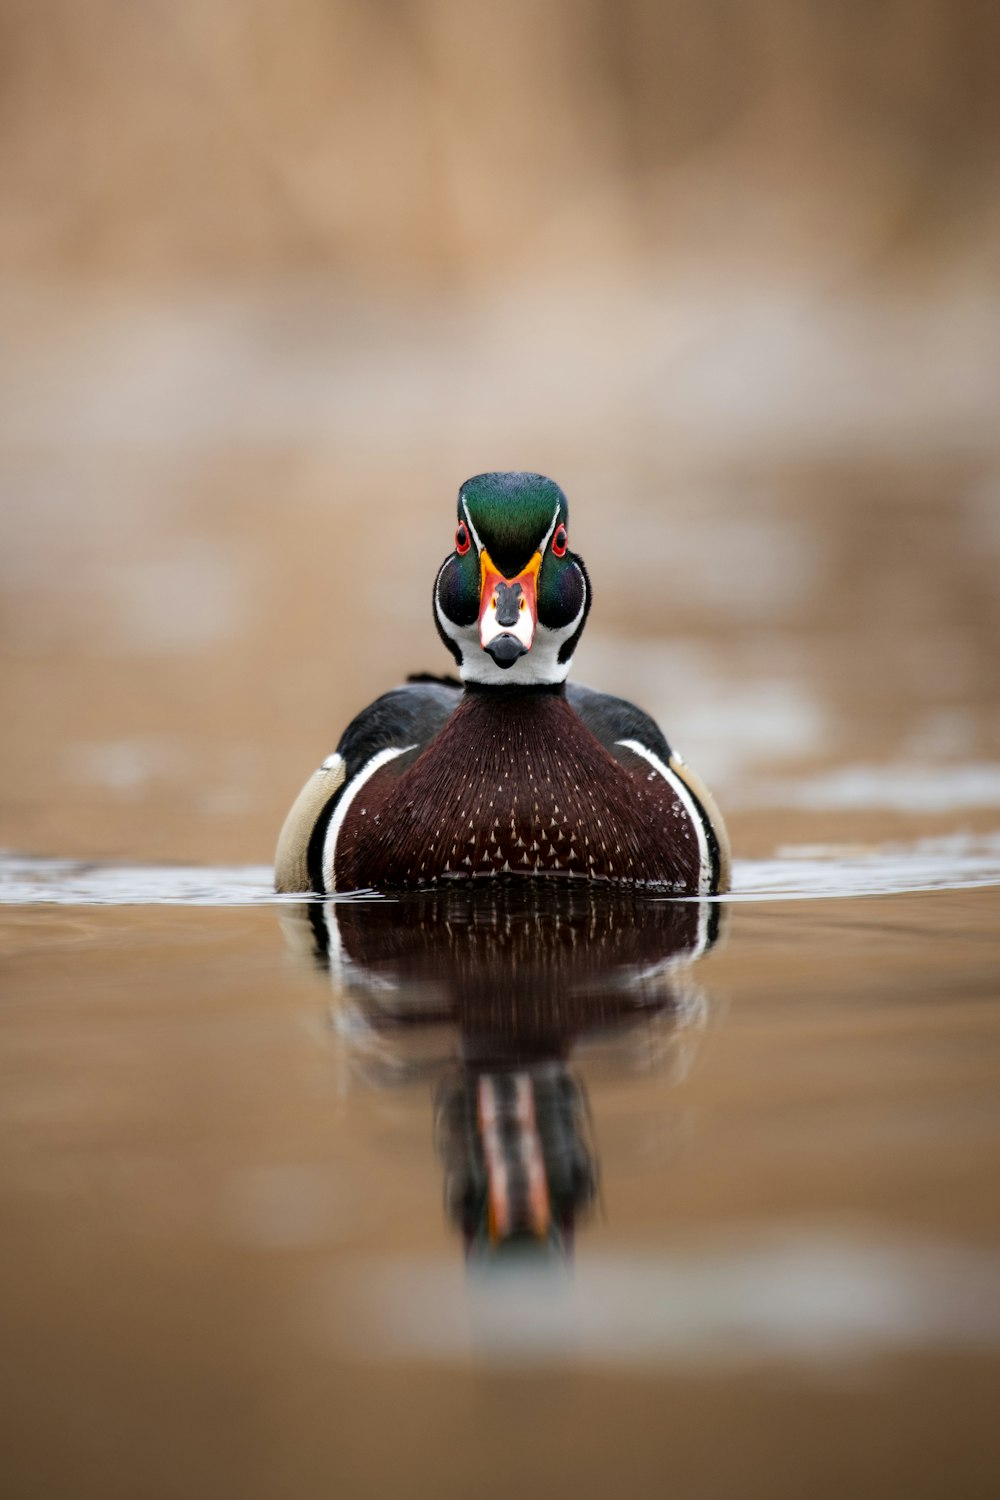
332;690;703;892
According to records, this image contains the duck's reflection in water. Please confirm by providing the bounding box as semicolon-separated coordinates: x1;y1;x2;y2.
282;884;722;1262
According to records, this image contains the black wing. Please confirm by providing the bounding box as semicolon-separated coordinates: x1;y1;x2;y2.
566;682;674;763
275;679;462;893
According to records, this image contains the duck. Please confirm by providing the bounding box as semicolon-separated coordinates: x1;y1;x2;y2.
275;471;730;896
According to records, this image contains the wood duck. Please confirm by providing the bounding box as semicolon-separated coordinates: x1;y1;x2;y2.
275;472;730;895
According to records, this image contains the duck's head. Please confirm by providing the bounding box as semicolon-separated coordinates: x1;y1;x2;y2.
434;472;590;686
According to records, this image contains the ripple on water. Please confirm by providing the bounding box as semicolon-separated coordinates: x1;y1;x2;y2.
1;832;999;906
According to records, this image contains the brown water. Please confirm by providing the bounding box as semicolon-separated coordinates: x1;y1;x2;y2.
1;874;998;1498
2;277;1000;1497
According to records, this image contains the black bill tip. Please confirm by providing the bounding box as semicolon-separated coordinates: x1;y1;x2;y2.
484;634;528;669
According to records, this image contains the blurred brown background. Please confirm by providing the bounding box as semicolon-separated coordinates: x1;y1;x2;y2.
2;0;999;864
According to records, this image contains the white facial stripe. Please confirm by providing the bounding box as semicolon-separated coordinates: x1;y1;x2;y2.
460;497;562;564
437;529;586;687
434;566;471;663
615;738;712;895
538;502;562;556
460;496;485;556
323;744;416;892
558;590;587;640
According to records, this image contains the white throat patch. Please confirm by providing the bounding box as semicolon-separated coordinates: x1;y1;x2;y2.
435;581;586;687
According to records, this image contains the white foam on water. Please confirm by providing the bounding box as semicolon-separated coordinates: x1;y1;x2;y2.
0;857;378;907
719;831;1000;902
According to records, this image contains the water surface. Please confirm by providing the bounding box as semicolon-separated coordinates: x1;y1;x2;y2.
2;276;999;1497
1;851;998;1499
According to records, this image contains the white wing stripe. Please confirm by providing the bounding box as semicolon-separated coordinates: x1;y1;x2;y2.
322;744;416;892
538;501;562;556
615;738;711;895
460;496;485;556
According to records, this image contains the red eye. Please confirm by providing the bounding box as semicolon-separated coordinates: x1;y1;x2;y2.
552;524;568;557
455;523;470;555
